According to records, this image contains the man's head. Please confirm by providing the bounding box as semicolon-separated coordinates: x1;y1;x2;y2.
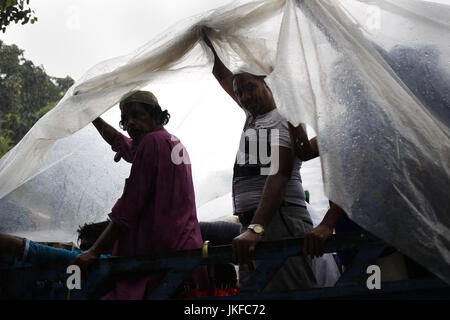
232;73;275;115
119;90;170;145
77;220;110;251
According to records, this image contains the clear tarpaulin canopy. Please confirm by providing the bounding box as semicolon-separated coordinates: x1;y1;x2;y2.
0;0;449;283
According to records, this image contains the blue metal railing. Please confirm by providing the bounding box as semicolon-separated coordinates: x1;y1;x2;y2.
1;232;449;300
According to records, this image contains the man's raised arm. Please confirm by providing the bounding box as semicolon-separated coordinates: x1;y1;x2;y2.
92;117;118;146
202;29;240;106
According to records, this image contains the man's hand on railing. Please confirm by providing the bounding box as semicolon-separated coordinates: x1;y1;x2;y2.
303;224;334;258
232;230;263;265
72;249;100;279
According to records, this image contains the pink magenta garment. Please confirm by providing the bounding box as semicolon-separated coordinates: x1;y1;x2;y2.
102;126;208;299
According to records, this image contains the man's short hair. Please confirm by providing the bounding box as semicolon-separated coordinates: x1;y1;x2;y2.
76;220;110;244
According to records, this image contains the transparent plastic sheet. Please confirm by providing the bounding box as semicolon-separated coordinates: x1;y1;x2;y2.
0;126;131;241
0;0;449;282
266;0;450;283
0;0;287;242
0;0;286;201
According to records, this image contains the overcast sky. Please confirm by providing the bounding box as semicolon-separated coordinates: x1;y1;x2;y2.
2;0;238;80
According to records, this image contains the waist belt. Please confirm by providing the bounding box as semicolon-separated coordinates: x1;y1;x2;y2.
236;201;306;226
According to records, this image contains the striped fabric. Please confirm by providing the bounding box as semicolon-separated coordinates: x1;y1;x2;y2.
232;109;306;214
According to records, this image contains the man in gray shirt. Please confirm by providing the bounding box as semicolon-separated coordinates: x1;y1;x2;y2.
203;30;317;292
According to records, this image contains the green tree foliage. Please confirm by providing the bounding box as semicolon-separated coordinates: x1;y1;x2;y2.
0;134;12;156
0;40;74;157
0;0;37;33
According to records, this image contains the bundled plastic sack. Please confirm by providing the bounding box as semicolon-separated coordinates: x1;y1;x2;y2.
0;0;449;284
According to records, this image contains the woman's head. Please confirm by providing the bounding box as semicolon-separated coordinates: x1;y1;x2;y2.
119;91;170;144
